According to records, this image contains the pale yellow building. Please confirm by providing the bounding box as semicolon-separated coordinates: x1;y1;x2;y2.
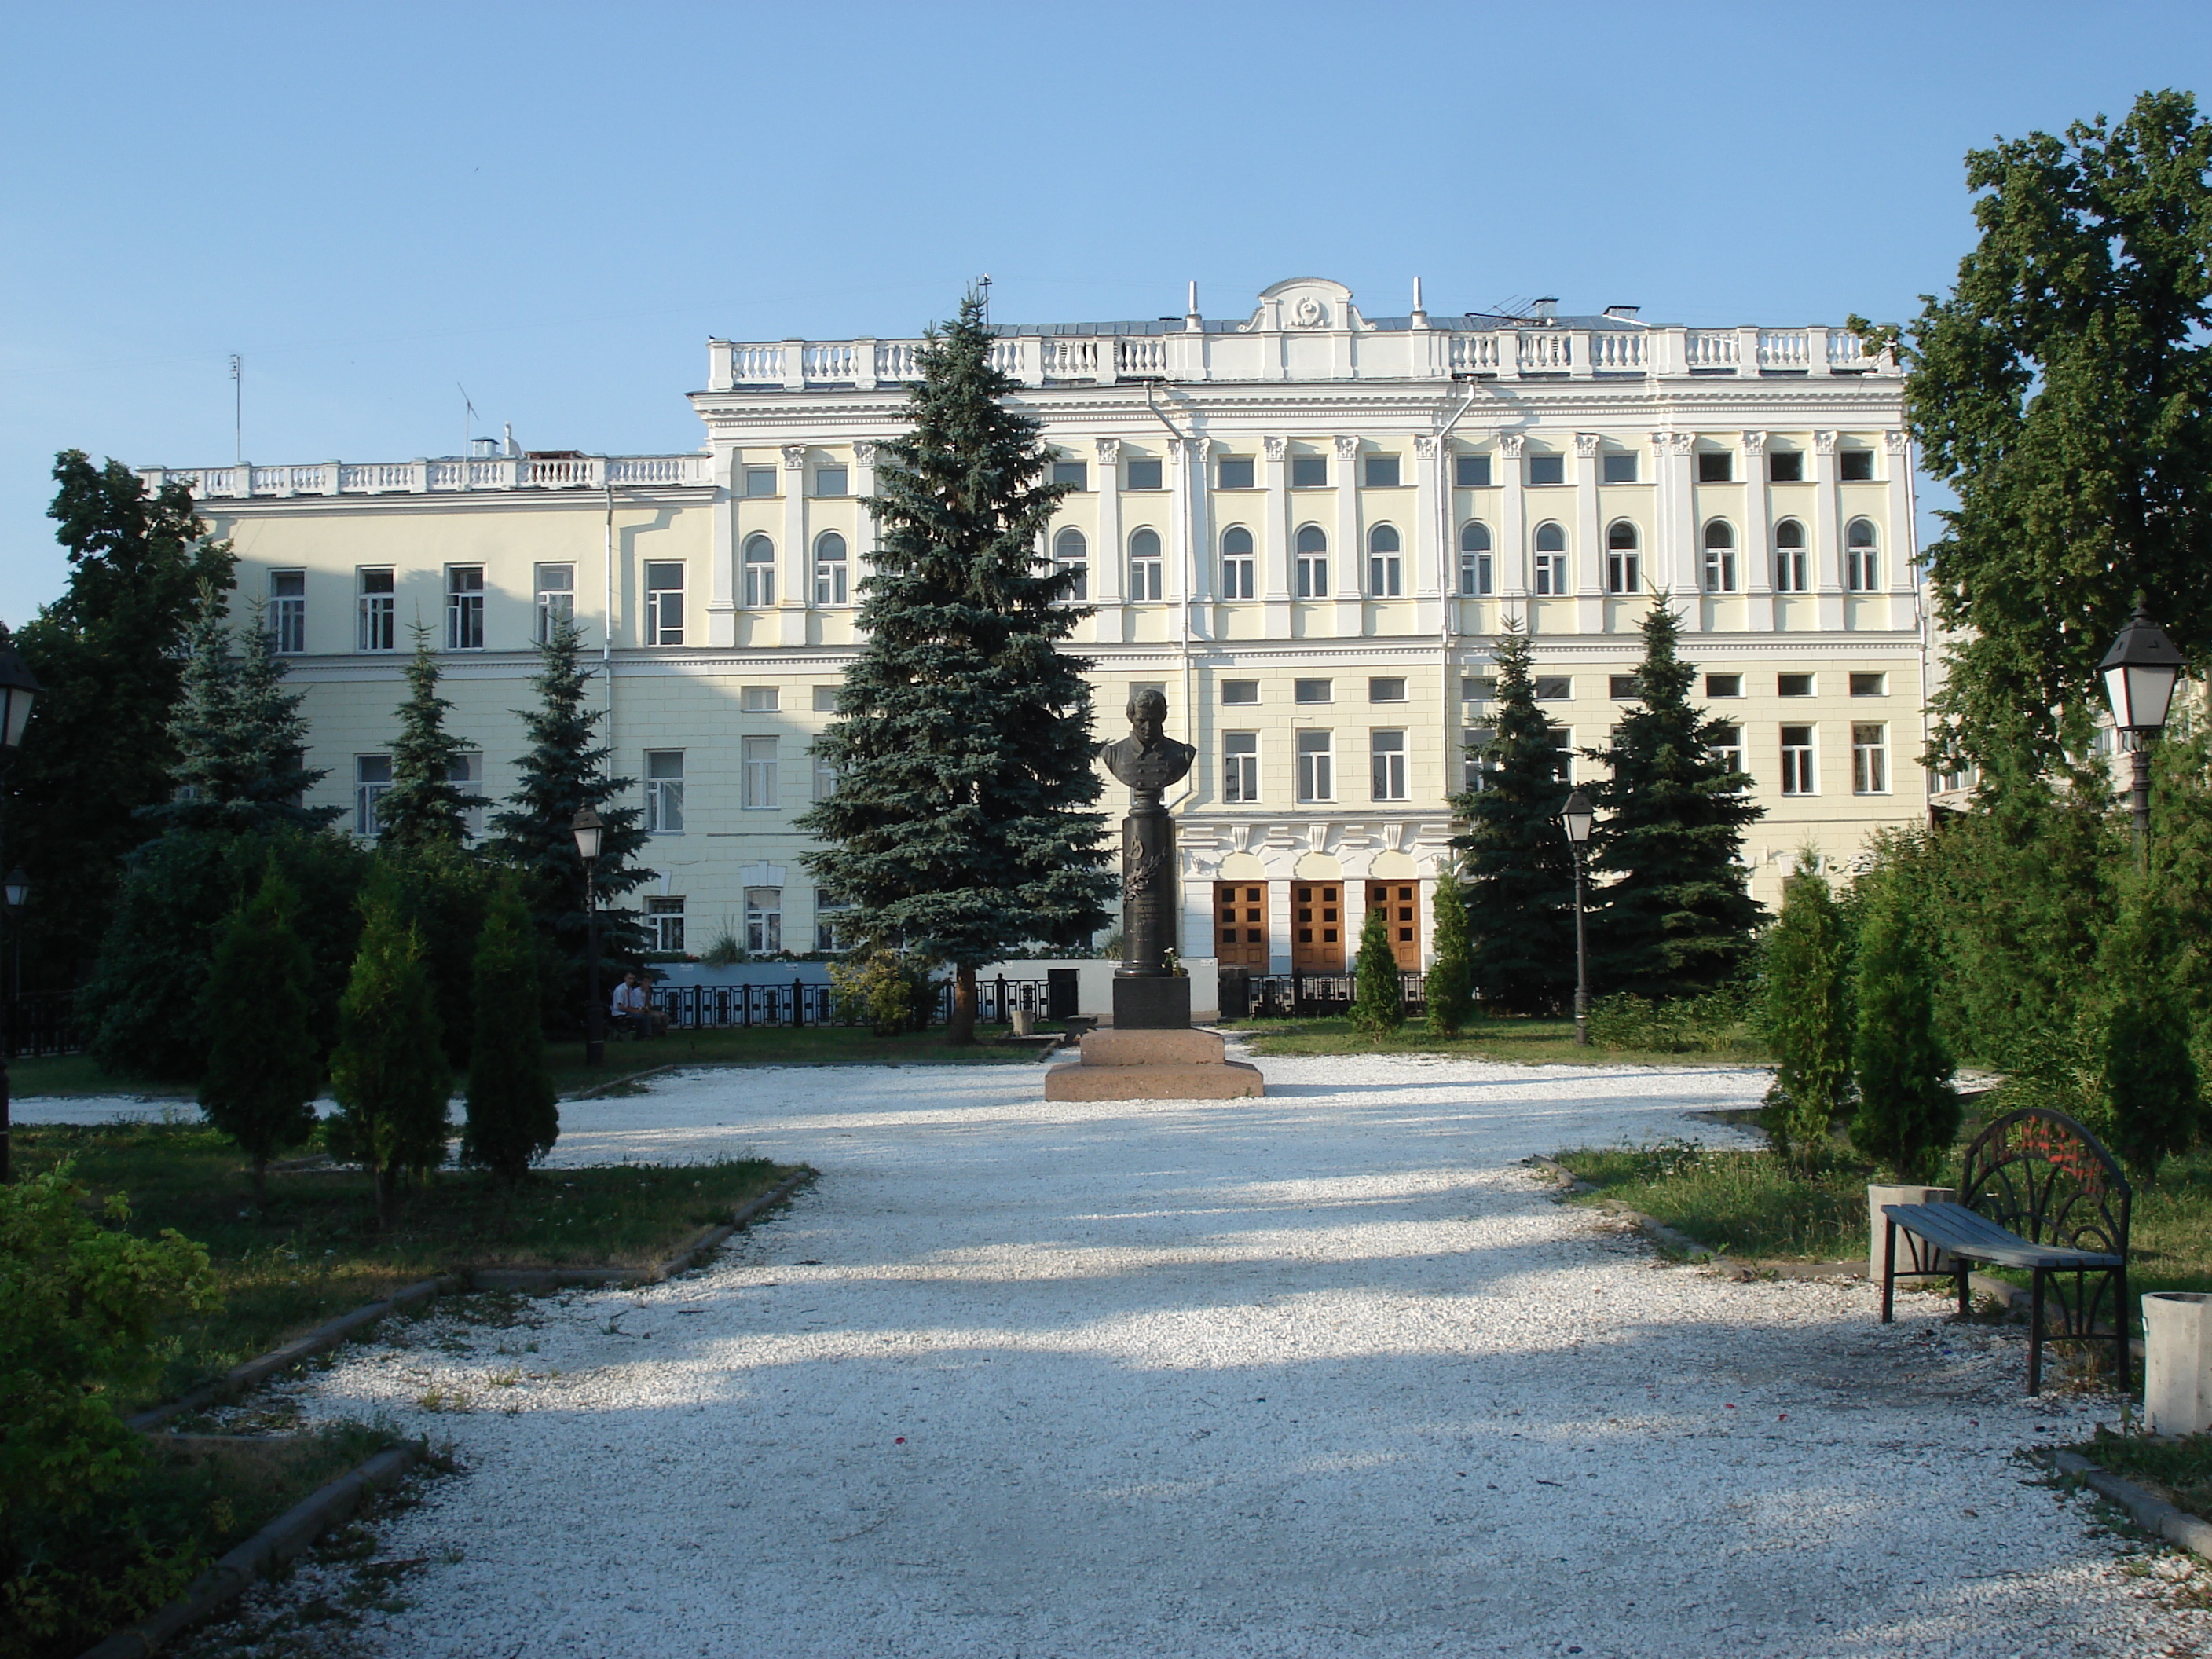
141;277;1927;974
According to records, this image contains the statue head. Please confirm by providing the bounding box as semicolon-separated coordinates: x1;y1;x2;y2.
1126;687;1168;742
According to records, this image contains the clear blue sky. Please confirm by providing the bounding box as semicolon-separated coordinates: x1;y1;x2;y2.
2;1;2205;621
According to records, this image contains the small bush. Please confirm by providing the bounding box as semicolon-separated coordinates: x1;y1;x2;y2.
830;949;932;1036
1349;905;1404;1037
1425;869;1474;1038
1586;982;1756;1053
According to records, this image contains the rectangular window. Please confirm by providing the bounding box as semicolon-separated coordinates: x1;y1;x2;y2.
1125;458;1163;491
1368;676;1407;703
1296;729;1334;802
1216;456;1254;490
1290;456;1328;489
646;896;686;954
1051;460;1089;491
644;749;684;834
745;887;782;954
1781;725;1817;795
743;736;778;809
744;466;778;497
1778;673;1815;698
743;536;775;607
1608;675;1638;700
1852;723;1888;794
1294;678;1332;705
815;538;848;606
645;562;684;646
445;566;485;650
1460;537;1493;595
1768;451;1805;483
1712;723;1744;776
1461;676;1498;704
1363;456;1401;489
1697;452;1734;484
1224;732;1259;803
1455;454;1492;489
1705;673;1744;698
357;568;395;652
813;684;839;712
1527;453;1566;485
1607;544;1639;595
1705;542;1738;593
1462;726;1496;793
1221;679;1260;705
1850;672;1888;697
1533;548;1568;595
812;749;838;802
815;902;847;954
1129;538;1164;602
741;686;779;712
269;571;306;654
1839;450;1876;482
1370;730;1407;800
1368;544;1401;597
812;466;848;497
1601;452;1639;484
1547;726;1573;783
354;754;391;837
450;752;485;837
1221;540;1254;598
1533;676;1572;701
535;563;575;643
1296;544;1328;597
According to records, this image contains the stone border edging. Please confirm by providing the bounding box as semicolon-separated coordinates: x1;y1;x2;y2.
125;1169;815;1430
562;1061;681;1100
76;1439;424;1659
2033;1447;2212;1560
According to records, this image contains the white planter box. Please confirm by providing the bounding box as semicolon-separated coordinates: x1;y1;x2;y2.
1869;1185;1957;1284
2144;1292;2212;1435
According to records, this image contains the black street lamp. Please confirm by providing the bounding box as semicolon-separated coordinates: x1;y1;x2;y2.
2098;604;2186;866
0;633;40;1183
1560;788;1595;1048
572;806;606;1067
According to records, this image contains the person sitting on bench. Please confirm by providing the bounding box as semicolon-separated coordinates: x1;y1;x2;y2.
610;971;652;1041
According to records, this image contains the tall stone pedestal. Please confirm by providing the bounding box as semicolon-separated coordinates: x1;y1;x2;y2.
1112;974;1189;1030
1044;1027;1264;1101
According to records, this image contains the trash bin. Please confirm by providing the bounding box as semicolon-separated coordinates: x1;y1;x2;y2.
2145;1292;2212;1435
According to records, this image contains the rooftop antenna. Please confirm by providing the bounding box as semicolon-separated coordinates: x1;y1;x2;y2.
976;273;992;323
459;383;477;456
229;354;242;463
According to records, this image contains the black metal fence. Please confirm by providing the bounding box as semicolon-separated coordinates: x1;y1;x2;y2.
654;975;1058;1031
1239;972;1428;1021
6;992;83;1059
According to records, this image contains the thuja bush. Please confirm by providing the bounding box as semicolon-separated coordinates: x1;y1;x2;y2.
1349;905;1404;1037
1761;860;1852;1169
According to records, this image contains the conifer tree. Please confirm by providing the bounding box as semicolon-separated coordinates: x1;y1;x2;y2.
1589;600;1764;998
485;616;648;1020
1349;903;1404;1036
379;624;484;851
197;863;322;1203
329;889;451;1230
2097;870;2202;1179
1452;621;1576;1014
798;291;1112;1044
10;452;236;991
462;881;558;1183
1763;859;1852;1169
1849;870;1961;1180
1424;866;1475;1038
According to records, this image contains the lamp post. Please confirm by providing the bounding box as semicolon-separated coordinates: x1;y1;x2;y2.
0;633;40;1183
2098;604;2185;870
572;807;606;1067
1560;788;1595;1047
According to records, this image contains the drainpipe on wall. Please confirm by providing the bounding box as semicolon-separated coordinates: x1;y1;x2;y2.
1143;381;1199;815
603;474;617;732
1433;379;1482;820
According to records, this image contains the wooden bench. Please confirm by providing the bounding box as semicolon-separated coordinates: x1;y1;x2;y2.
1880;1107;2133;1394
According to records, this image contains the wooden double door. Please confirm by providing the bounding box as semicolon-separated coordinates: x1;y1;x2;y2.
1214;882;1269;969
1367;881;1420;972
1291;881;1344;972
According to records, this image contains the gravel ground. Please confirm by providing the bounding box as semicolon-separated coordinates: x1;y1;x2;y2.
174;1052;2207;1657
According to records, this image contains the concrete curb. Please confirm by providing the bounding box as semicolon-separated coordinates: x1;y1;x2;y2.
468;1168;816;1292
2034;1448;2212;1561
76;1440;424;1659
562;1061;681;1101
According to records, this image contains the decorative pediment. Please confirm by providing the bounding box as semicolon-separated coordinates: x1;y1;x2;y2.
1243;278;1370;335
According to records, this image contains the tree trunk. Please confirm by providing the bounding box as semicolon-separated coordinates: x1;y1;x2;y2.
251;1154;267;1211
947;963;978;1046
375;1161;401;1234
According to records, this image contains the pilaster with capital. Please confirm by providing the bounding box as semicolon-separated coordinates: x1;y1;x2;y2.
1262;435;1291;634
1093;437;1124;615
1496;432;1529;605
780;444;809;646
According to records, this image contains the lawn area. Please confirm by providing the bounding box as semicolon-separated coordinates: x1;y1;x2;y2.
1227;1013;1771;1068
16;1120;797;1412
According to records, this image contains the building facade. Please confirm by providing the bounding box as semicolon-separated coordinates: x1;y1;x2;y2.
141;276;1926;974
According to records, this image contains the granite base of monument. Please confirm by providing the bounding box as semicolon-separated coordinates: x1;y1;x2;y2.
1043;1026;1264;1101
1111;974;1190;1031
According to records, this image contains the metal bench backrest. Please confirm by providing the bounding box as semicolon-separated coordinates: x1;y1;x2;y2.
1958;1107;2131;1260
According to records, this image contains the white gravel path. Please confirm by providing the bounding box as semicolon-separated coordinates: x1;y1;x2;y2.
190;1053;2207;1657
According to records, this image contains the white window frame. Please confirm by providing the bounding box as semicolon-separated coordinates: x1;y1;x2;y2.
1711;723;1745;777
813;533;848;606
269;570;306;655
1295;525;1328;598
1370;730;1407;801
450;751;485;837
1459;522;1492;595
445;566;485;651
1605;522;1639;595
357;567;395;653
1774;521;1808;593
812;465;848;498
1128;527;1164;602
1846;518;1880;591
645;562;685;646
645;749;685;834
745;887;782;954
742;736;779;810
1781;725;1817;796
1852;723;1889;794
743;466;778;498
1367;524;1402;597
1224;732;1258;803
811;750;838;803
535;562;575;643
354;753;391;837
1533;523;1568;595
740;685;780;712
1462;726;1496;793
1221;526;1255;599
646;895;687;954
743;534;776;607
1053;526;1088;601
1702;522;1738;593
1547;726;1574;784
1296;729;1334;802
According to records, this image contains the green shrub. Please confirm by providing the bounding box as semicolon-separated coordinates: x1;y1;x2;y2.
197;862;322;1203
1425;869;1474;1038
462;881;558;1185
1848;870;1960;1180
1761;861;1852;1168
1349;904;1404;1036
2098;871;2203;1179
830;949;931;1036
330;892;451;1230
1586;982;1756;1054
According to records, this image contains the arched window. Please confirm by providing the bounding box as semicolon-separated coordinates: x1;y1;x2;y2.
813;532;847;606
1129;527;1163;602
1605;521;1639;595
1220;526;1254;599
1846;518;1879;591
1702;520;1737;593
1295;525;1328;598
1774;519;1807;593
1367;523;1401;597
1053;526;1088;601
742;533;775;608
1459;521;1492;596
1533;522;1567;595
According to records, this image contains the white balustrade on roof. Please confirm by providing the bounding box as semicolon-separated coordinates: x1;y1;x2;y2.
139;452;712;500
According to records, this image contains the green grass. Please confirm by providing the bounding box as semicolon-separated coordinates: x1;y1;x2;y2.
2067;1424;2212;1518
1229;1013;1771;1068
1551;1136;1871;1261
16;1121;795;1411
6;1050;196;1097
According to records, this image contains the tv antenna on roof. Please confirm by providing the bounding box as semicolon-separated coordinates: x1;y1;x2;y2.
229;354;242;463
977;273;992;322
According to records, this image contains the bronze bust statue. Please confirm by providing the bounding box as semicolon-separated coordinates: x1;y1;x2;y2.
1097;688;1196;805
